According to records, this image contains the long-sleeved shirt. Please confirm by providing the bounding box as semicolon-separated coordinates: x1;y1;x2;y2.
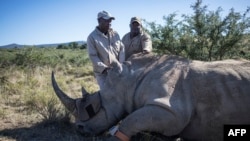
87;27;125;74
122;31;152;60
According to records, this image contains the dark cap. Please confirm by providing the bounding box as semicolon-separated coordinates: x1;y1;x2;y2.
130;17;142;25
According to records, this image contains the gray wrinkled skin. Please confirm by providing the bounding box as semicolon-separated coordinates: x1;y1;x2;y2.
52;53;250;141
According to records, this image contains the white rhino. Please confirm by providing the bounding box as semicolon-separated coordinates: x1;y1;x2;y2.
51;53;250;141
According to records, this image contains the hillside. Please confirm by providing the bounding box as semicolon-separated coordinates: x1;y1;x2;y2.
0;41;86;48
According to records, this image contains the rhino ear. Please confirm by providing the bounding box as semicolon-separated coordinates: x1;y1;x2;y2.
82;87;89;97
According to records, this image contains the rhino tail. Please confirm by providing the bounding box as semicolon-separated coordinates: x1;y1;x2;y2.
51;71;76;113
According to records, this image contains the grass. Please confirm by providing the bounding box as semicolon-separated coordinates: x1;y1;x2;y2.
0;47;176;141
0;48;100;140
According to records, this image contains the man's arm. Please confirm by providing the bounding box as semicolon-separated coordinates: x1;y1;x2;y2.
141;33;152;53
119;41;125;63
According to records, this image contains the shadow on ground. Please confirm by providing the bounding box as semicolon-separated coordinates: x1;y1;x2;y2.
0;119;181;141
0;119;92;141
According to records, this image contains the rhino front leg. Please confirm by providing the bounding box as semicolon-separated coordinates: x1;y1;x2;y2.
117;105;184;140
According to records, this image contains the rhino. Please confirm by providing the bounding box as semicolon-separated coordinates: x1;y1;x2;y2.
51;53;250;141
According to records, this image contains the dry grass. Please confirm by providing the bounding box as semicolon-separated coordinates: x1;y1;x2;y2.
0;64;102;141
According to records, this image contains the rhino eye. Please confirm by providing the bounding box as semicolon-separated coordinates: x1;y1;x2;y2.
86;104;95;118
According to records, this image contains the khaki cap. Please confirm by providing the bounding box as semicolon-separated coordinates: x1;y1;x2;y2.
130;17;142;25
98;11;115;20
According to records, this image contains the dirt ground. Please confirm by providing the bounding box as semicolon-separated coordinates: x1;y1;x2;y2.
0;112;104;141
0;112;179;141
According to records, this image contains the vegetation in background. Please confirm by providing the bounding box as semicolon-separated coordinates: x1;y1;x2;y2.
56;41;87;49
146;0;250;61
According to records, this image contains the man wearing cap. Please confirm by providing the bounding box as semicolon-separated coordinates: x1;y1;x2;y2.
122;17;152;60
87;11;125;90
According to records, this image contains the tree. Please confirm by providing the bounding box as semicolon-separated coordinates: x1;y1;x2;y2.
146;0;250;61
80;43;87;49
69;42;78;49
147;13;184;55
57;44;64;49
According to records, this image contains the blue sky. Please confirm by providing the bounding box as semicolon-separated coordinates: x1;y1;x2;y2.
0;0;249;46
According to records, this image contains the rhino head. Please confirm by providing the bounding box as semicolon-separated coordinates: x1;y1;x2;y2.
51;72;112;136
51;58;136;136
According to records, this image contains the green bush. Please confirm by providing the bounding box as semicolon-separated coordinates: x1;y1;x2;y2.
146;0;250;61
